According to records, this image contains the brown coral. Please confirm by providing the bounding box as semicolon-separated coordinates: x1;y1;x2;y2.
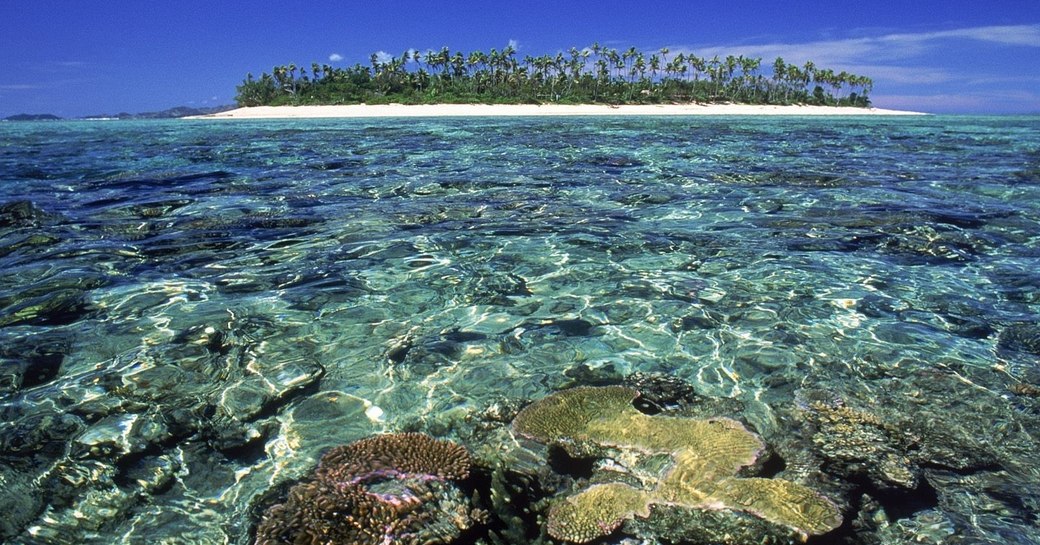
255;480;396;545
316;432;472;483
254;433;478;545
514;386;842;543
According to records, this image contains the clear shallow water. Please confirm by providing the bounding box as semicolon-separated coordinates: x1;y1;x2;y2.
1;116;1039;544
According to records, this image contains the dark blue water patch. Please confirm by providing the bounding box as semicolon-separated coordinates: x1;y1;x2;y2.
87;170;237;192
987;265;1040;304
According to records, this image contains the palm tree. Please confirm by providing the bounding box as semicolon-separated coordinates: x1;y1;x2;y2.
815;68;836;104
237;44;873;108
706;56;722;99
689;55;705;83
594;58;608;101
802;60;817;90
288;63;299;97
438;47;451;79
771;57;786;103
632;52;647;100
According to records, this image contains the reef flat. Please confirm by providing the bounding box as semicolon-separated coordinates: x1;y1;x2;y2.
1;116;1038;544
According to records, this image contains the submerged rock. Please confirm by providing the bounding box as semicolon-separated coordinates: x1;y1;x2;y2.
0;232;61;259
0;200;57;228
925;468;1040;544
72;412;170;458
997;323;1040;357
0;309;326;541
0;464;46;539
625;504;812;545
0;289;91;327
0;331;67;393
794;391;921;490
0;268;107;327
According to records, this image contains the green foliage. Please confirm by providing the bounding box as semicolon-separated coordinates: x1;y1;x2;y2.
236;46;873;108
234;73;278;107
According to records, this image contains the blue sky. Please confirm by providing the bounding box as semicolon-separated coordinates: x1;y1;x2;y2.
2;0;1038;116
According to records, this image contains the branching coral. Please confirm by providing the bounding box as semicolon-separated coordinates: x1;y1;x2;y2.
254;432;480;545
513;386;842;543
256;479;397;545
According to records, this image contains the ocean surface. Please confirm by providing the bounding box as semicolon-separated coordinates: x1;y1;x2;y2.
1;116;1039;545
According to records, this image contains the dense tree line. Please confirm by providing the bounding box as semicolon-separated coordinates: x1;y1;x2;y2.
235;44;873;108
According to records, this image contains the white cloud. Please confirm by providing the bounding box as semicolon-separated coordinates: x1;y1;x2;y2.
329;53;344;62
965;75;1040;86
872;93;991;112
837;64;952;85
873;90;1040;112
895;25;1040;47
31;61;88;75
373;51;394;64
657;24;1040;112
667;24;1040;72
507;39;520;50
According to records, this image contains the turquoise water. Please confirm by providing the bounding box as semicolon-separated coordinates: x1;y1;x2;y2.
1;116;1039;544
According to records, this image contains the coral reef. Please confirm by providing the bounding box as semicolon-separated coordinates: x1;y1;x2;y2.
315;432;472;483
256;479;396;545
786;378;1039;544
254;432;483;545
796;392;920;490
547;482;650;543
512;386;842;543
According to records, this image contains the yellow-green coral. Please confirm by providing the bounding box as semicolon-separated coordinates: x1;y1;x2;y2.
706;477;844;536
547;483;650;544
513;386;842;543
512;385;639;445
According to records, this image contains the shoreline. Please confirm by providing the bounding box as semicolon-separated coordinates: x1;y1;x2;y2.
188;103;927;119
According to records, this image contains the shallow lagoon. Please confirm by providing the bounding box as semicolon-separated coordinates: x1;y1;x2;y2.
1;116;1038;544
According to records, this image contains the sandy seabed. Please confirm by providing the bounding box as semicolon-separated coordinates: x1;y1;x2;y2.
190;103;926;119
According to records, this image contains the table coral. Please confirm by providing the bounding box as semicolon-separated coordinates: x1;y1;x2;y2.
513;386;842;543
547;482;650;543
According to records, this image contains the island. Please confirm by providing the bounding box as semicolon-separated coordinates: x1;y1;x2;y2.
3;113;62;121
2;107;236;122
206;44;926;118
195;103;922;119
236;44;873;108
202;44;927;118
82;105;235;120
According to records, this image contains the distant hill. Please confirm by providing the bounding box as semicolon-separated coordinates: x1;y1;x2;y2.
3;113;62;121
3;105;236;121
82;104;236;120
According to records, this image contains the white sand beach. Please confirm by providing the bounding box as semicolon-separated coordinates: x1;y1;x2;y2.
189;103;927;119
